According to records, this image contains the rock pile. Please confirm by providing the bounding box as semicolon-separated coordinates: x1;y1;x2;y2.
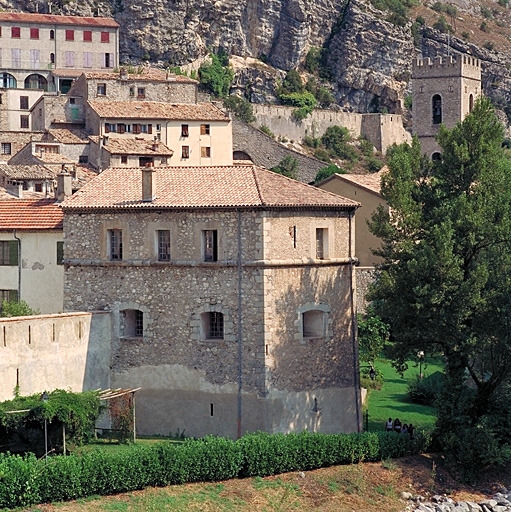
401;490;511;512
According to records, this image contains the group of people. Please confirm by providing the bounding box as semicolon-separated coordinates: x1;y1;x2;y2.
385;418;415;438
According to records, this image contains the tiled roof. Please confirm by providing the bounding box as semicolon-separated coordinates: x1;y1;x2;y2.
0;12;119;27
45;128;89;144
83;68;197;83
0;164;55;180
51;69;88;78
62;165;360;211
35;153;75;164
87;101;229;122
318;169;387;195
103;138;174;156
0;199;63;230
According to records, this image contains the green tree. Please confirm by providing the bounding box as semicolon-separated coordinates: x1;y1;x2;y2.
314;164;346;184
223;95;255;123
321;126;357;161
368;98;511;476
0;299;38;317
198;53;234;98
270;156;299;180
357;307;390;365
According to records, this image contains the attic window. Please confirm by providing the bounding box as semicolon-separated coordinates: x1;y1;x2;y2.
97;83;106;96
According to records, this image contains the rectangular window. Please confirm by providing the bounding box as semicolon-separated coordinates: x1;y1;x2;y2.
20;97;30;110
30;49;40;69
20;115;29;129
83;30;92;42
117;123;126;134
83;51;93;68
133;124;141;135
0;241;18;265
135;310;143;337
101;31;110;42
65;51;75;67
0;289;18;305
129;86;135;97
1;143;11;155
203;229;218;262
11;27;20;38
120;155;128;164
65;29;74;41
137;87;145;98
108;229;122;260
97;83;106;96
140;124;148;134
11;48;21;68
209;312;224;339
200;124;210;135
102;52;113;68
157;230;171;261
30;27;39;39
56;241;64;265
181;124;189;137
181;145;189;159
78;155;88;164
316;228;326;259
201;146;211;158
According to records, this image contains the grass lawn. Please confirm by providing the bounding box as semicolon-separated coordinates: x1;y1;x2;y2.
366;357;443;432
74;436;184;456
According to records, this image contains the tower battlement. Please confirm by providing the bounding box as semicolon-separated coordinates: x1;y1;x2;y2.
412;55;481;80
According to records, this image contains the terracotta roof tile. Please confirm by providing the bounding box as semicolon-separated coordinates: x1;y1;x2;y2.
0;12;118;27
35;153;75;164
0;164;55;180
0;199;63;230
62;165;360;211
87;101;229;121
103;138;174;156
319;169;387;195
83;68;197;83
45;128;89;144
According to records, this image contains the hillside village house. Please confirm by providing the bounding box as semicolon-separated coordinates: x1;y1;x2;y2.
62;165;362;438
0;198;63;313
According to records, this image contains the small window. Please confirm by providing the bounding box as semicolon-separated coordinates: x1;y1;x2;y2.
203;229;218;262
1;143;11;155
97;83;106;96
0;241;18;266
137;87;145;98
83;30;92;42
432;94;442;125
121;309;143;337
469;94;474;112
202;312;224;340
78;155;88;164
201;146;211;158
49;29;54;40
101;31;110;42
129;86;135;96
121;155;128;164
20;115;29;129
20;96;29;110
69;98;75;104
200;124;210;135
182;145;190;159
30;28;39;39
140;124;148;134
181;124;189;137
0;289;18;305
50;52;55;64
56;241;64;265
108;229;122;260
65;29;74;41
35;183;42;192
303;310;326;338
117;123;126;134
133;124;141;135
316;228;327;259
157;230;171;261
11;27;20;38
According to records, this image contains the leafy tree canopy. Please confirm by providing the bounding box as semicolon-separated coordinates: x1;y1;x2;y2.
368;97;511;475
270;155;299;180
198;52;234;98
0;300;38;317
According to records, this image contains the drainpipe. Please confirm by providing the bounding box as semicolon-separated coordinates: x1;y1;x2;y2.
348;210;361;432
13;230;21;302
237;209;243;439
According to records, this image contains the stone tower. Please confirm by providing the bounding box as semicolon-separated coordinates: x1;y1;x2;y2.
412;54;482;158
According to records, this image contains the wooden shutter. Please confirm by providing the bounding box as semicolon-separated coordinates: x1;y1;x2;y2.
148;124;152;134
9;240;18;266
104;123;110;133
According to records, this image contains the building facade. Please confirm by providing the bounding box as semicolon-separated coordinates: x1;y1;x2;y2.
412;54;482;158
62;165;362;438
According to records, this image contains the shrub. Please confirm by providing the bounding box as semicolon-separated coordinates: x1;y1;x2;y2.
1;299;38;317
314;148;331;162
321;126;358;162
404;94;412;110
223;95;255;123
303;135;321;148
480;21;489;32
198;52;234;98
314;164;346;183
461;31;470;40
433;15;452;33
270;156;299;180
481;5;492;17
367;156;384;172
407;371;445;405
483;41;495;51
259;124;274;138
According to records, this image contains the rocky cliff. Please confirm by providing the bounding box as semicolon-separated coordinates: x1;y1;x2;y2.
3;0;511;118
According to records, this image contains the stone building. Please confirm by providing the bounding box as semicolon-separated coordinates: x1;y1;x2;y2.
0;198;64;313
412;54;482;158
62;165;362;438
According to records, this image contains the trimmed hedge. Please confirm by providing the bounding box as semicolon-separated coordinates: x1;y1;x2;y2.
0;430;432;508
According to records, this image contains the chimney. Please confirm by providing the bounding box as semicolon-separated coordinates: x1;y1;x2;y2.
17;183;23;199
142;167;156;202
57;171;72;201
120;68;127;80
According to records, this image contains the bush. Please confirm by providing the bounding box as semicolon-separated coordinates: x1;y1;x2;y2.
321;126;358;162
433;15;452;33
367;156;384;172
303;135;321;148
270;156;299;180
259;124;274;138
407;371;445;405
198;52;234;98
480;21;490;32
1;299;38;317
314;148;331;162
314;164;346;184
223;95;255;123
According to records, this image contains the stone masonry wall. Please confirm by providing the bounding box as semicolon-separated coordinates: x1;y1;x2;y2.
0;131;42;163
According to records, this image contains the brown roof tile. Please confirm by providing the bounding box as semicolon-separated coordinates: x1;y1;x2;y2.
62;165;360;211
46;128;89;144
87;101;229;122
103;138;174;156
0;199;63;230
0;12;118;27
0;164;55;180
35;153;75;164
319;169;387;195
83;68;197;83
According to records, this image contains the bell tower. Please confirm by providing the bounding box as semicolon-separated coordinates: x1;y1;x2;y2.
412;54;482;159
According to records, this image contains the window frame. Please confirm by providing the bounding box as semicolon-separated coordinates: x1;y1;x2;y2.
11;27;20;38
181;145;190;159
315;228;327;259
108;229;123;261
1;142;12;155
20;96;29;110
201;146;211;158
97;83;106;96
203;229;218;262
157;229;171;262
200;123;210;135
83;30;92;42
0;241;18;266
30;27;39;39
202;311;224;340
20;115;29;129
56;241;64;265
65;29;74;41
181;124;189;137
101;31;110;43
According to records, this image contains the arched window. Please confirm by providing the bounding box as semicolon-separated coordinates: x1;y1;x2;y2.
432;94;442;124
431;152;442;161
24;74;48;90
50;53;55;65
469;94;474;112
201;312;224;340
120;309;143;338
0;73;17;88
50;30;54;40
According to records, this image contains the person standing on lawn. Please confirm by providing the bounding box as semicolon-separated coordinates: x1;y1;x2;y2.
393;418;402;433
386;418;393;431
